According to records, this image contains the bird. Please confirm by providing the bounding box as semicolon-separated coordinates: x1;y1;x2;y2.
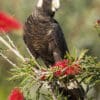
23;0;69;66
23;0;85;99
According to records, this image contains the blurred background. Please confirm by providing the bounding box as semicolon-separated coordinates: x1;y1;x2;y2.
0;0;100;100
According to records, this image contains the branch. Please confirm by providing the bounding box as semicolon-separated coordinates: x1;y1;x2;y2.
0;36;25;62
1;31;18;50
26;47;41;69
49;84;57;100
6;35;18;50
0;52;17;67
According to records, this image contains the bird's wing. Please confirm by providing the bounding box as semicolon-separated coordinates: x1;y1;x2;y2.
49;20;69;59
23;15;40;58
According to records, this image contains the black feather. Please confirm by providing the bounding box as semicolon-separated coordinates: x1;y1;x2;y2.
23;1;69;66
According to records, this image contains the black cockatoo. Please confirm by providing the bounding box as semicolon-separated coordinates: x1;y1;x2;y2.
23;0;69;66
23;0;85;99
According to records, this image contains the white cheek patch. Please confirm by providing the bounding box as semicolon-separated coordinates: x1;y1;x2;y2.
37;0;43;8
52;0;60;12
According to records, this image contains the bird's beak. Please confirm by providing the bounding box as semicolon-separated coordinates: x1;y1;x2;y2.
52;0;60;12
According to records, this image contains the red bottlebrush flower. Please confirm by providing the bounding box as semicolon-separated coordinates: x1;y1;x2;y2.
8;88;24;100
52;60;69;77
65;64;80;75
40;75;46;80
95;19;100;28
97;19;100;25
54;70;62;77
54;59;69;68
0;11;22;32
52;60;80;77
40;69;47;80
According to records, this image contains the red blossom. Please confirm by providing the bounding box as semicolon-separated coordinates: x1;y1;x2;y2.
54;70;62;77
8;87;24;100
52;60;68;77
40;75;46;80
54;59;69;68
52;60;80;77
97;19;100;25
65;64;80;75
40;69;47;80
95;19;100;27
0;11;22;32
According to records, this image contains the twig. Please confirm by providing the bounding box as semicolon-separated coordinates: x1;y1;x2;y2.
1;31;18;50
36;83;43;100
26;47;41;69
0;52;17;67
75;79;85;100
49;84;57;100
5;35;18;50
0;36;25;62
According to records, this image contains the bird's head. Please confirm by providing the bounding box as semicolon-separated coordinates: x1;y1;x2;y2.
37;0;60;17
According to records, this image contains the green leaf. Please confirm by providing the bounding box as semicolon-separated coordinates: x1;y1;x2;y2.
78;49;88;60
